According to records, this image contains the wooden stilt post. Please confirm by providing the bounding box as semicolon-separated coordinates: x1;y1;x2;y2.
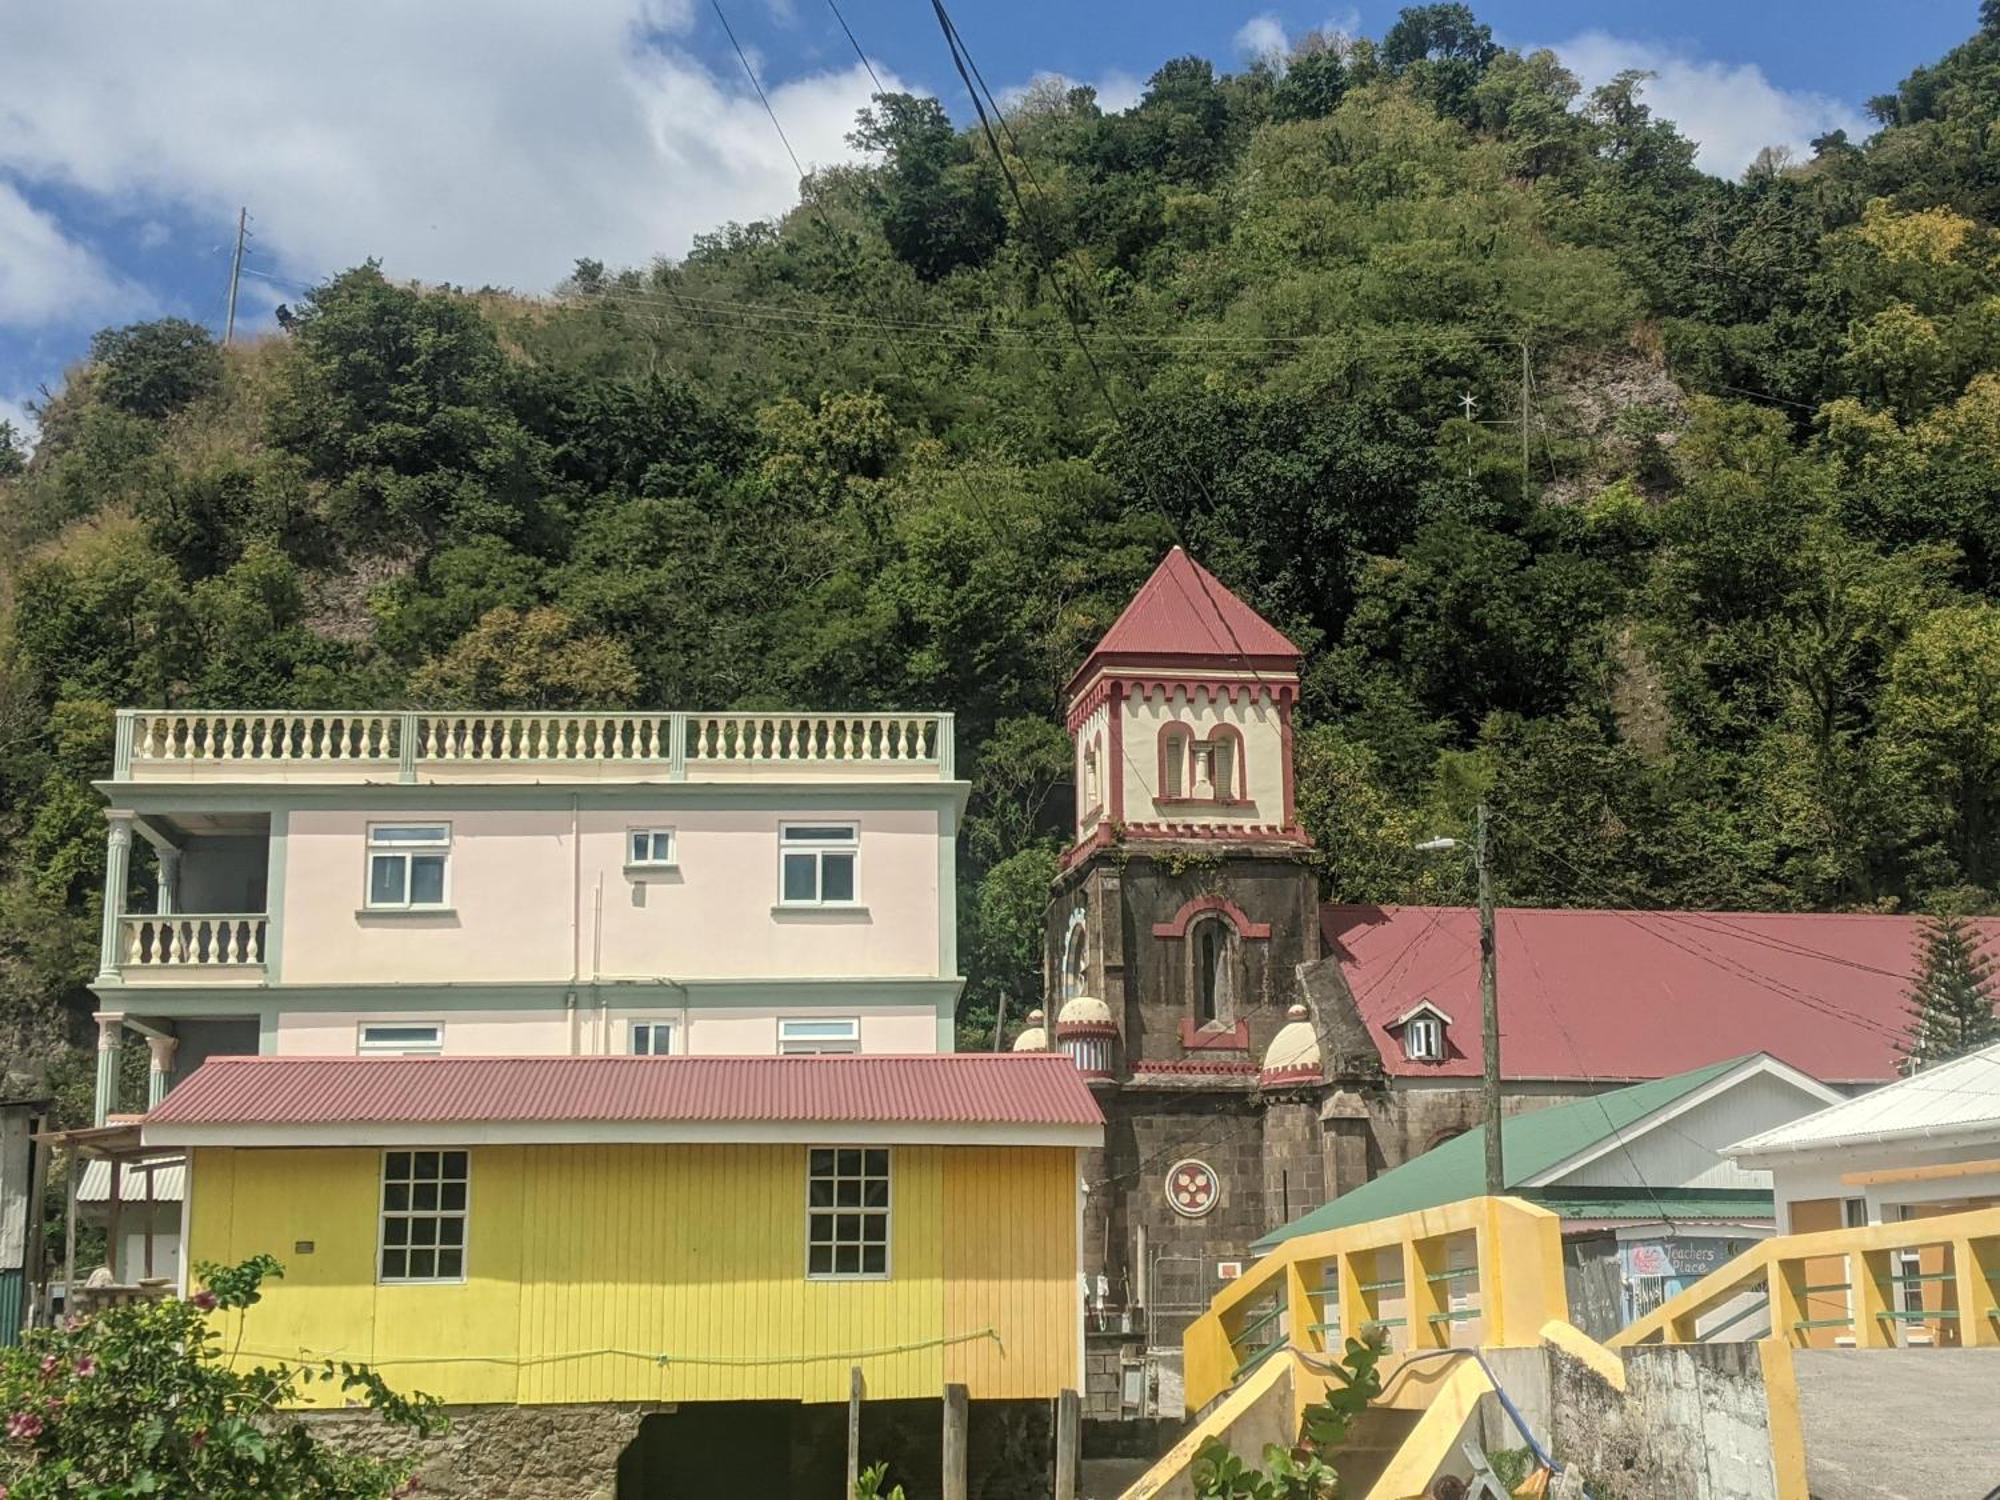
942;1383;969;1500
1054;1388;1080;1500
846;1365;863;1498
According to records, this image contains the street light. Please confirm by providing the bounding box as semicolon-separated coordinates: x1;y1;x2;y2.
1415;805;1502;1195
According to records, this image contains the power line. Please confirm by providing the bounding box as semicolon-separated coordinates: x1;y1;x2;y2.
708;0;812;184
822;0;885;96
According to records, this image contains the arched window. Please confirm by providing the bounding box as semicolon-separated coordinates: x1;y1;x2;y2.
1161;726;1189;798
1193;917;1233;1025
1061;913;1090;1002
1082;738;1101;813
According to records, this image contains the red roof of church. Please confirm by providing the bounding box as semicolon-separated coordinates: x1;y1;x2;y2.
143;1054;1104;1131
1069;547;1300;694
1324;905;2000;1085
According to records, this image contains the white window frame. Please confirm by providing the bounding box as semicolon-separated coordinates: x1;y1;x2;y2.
377;1148;469;1285
629;1019;677;1055
627;827;677;869
359;1022;444;1055
1404;1015;1445;1062
777;823;860;907
805;1145;892;1281
365;823;451;911
779;1017;862;1055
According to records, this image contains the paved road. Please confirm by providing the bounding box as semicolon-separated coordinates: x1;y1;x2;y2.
1796;1350;2000;1500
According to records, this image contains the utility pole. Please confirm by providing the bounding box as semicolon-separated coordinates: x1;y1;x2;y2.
223;207;247;346
1519;340;1532;507
1476;799;1504;1195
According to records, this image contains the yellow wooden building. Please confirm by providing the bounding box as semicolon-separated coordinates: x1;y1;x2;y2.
141;1054;1099;1420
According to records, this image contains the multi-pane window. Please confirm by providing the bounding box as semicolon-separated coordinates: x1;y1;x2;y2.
628;829;676;867
629;1020;675;1055
779;1017;861;1055
807;1147;889;1278
379;1150;467;1282
779;825;858;905
366;824;450;909
359;1022;443;1055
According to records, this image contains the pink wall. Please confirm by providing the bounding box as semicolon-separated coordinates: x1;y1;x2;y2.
279;806;943;985
273;1003;940;1056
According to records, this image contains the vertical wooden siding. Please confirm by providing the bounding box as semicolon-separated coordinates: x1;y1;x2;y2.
188;1142;1078;1406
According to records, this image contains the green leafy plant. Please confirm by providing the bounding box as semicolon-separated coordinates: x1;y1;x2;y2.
1192;1328;1388;1499
0;1257;445;1499
854;1459;908;1500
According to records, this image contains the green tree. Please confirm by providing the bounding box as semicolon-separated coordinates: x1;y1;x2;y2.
1900;911;2000;1070
1879;604;2000;887
410;605;640;709
847;94;1007;281
88;318;224;419
0;1256;443;1498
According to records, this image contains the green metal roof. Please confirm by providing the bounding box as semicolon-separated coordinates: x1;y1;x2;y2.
1254;1056;1756;1252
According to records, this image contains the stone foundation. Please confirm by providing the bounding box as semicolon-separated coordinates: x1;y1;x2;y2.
303;1401;649;1499
309;1396;1056;1500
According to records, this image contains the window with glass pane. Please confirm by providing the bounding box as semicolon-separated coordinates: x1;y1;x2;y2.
628;829;675;867
630;1021;674;1055
359;1023;442;1054
379;1150;468;1282
366;825;450;909
778;825;858;905
806;1147;889;1278
778;1017;861;1055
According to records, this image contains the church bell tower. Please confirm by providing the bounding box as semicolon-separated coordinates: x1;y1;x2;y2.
1036;548;1328;1311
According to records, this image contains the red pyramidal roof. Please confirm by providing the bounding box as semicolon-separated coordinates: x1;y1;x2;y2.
1069;547;1300;694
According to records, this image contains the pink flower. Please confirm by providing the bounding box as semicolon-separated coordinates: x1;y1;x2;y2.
37;1355;57;1379
6;1411;45;1441
191;1290;218;1311
73;1356;96;1378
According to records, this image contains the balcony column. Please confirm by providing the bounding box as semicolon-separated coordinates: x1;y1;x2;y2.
95;813;134;982
156;846;180;916
146;1033;180;1109
94;1012;126;1127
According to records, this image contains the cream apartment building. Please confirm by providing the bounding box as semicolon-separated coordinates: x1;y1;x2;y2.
88;709;965;1124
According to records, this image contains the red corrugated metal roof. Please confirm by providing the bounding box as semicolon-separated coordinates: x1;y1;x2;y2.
1069;548;1300;691
146;1054;1104;1128
1325;905;1996;1084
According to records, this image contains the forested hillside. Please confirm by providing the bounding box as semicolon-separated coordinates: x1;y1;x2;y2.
6;5;2000;1103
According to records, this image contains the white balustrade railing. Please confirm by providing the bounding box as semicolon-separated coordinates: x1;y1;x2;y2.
684;714;941;764
114;710;954;778
119;914;268;970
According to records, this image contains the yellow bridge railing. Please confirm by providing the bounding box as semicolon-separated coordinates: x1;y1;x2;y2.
1613;1205;2000;1349
1181;1196;1568;1413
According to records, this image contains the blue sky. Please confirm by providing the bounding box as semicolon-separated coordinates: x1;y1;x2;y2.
0;1;1979;444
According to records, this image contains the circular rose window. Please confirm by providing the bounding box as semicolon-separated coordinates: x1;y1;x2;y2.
1166;1158;1221;1218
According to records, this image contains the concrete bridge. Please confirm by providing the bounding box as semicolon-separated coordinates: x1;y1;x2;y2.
1120;1199;2000;1499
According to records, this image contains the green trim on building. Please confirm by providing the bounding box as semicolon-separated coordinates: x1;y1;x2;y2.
0;1268;22;1347
264;809;287;984
1529;1186;1773;1221
94;976;966;1017
1255;1056;1758;1252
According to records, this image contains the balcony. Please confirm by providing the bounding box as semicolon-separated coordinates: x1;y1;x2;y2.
118;914;267;976
112;710;957;785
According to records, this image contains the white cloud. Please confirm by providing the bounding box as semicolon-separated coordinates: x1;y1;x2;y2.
0;0;902;314
1001;68;1145;116
1555;31;1868;180
1235;15;1289;61
0;393;39;454
0;180;136;326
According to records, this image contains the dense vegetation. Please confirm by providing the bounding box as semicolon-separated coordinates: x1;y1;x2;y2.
6;5;2000;1096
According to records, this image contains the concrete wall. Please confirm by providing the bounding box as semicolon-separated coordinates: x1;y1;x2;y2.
1549;1342;1782;1500
271;1001;939;1057
279;806;944;986
1119;687;1288;831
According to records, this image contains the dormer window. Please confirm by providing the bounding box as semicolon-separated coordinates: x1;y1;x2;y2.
1393;1002;1452;1064
1404;1016;1444;1062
